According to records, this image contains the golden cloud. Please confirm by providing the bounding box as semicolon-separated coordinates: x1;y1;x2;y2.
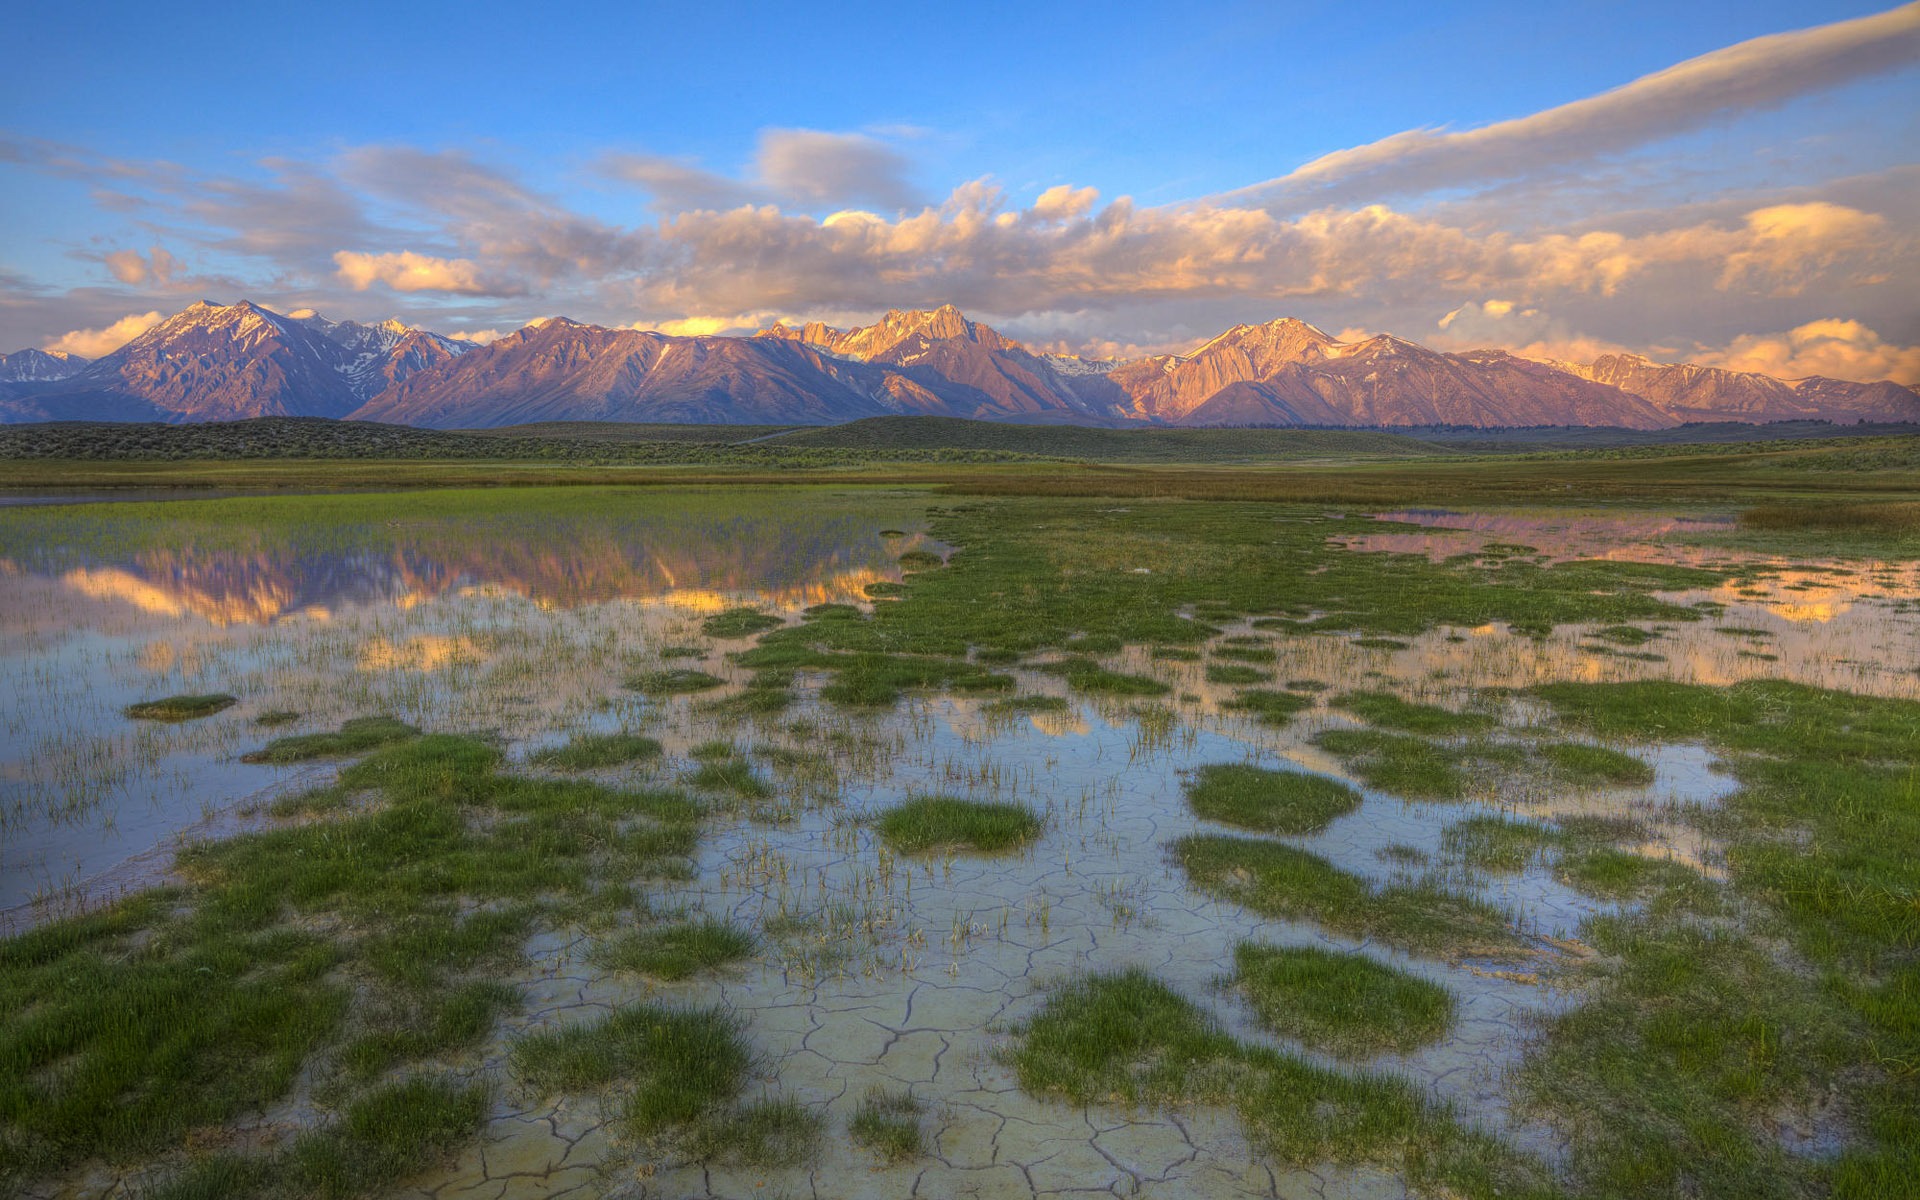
333;249;501;295
44;311;164;358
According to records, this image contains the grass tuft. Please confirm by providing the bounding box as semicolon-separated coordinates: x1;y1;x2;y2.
242;716;418;764
593;920;755;980
701;608;784;638
125;693;236;722
528;732;662;770
1232;943;1455;1058
1184;763;1360;835
627;668;725;694
848;1088;925;1162
874;795;1042;854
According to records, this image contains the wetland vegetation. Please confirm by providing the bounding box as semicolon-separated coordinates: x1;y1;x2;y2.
1;428;1915;1199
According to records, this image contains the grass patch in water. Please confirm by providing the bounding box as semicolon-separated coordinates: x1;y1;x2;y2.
701;608;783;638
1008;969;1550;1199
242;716;418;764
684;754;769;798
124;693;236;722
1205;663;1271;685
1212;644;1277;663
1231;943;1455;1058
1037;656;1170;697
1222;688;1312;725
1184;764;1360;835
1313;729;1468;798
1333;690;1494;735
1539;741;1655;787
874;795;1042;854
252;709;301;727
593;920;755;980
1441;816;1560;874
528;732;662;770
848;1088;926;1162
627;668;725;694
1175;834;1524;959
1592;624;1657;645
897;549;944;569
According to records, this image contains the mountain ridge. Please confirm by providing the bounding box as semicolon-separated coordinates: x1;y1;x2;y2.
4;300;1914;430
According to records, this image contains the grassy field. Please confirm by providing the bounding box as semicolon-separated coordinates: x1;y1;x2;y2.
2;431;1917;1198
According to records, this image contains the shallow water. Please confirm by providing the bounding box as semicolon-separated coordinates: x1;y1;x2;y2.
5;493;1912;1198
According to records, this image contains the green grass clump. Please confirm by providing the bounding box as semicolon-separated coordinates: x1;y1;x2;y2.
242;716;418;763
124;693;236;721
252;709;300;727
815;651;1005;707
1556;848;1698;900
1008;970;1550;1199
1038;656;1170;697
1212;644;1277;663
1441;816;1559;873
1313;729;1523;799
1222;688;1312;725
1333;691;1494;735
874;795;1042;854
528;732;663;770
594;920;755;980
510;1002;750;1138
1151;646;1202;662
897;549;945;569
848;1088;925;1162
803;602;862;620
684;754;769;798
1205;663;1271;685
684;1095;822;1167
702;608;783;638
1174;835;1523;959
1592;624;1657;645
1184;764;1361;835
144;1077;489;1200
1231;943;1455;1058
1538;741;1654;787
627;668;725;694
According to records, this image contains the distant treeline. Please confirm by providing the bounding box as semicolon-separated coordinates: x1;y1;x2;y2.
0;418;1047;467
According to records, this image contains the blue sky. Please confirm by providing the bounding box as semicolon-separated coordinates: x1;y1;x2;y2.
3;1;1917;380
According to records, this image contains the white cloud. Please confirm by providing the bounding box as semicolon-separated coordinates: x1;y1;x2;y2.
1221;3;1920;212
332;250;513;295
44;311;164;358
754;129;921;211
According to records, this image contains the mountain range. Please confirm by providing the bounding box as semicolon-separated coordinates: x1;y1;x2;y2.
3;300;1915;430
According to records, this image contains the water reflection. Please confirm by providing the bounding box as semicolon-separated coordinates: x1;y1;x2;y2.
7;510;922;626
0;492;937;913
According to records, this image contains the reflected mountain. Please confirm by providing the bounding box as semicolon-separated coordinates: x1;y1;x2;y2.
5;510;926;626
